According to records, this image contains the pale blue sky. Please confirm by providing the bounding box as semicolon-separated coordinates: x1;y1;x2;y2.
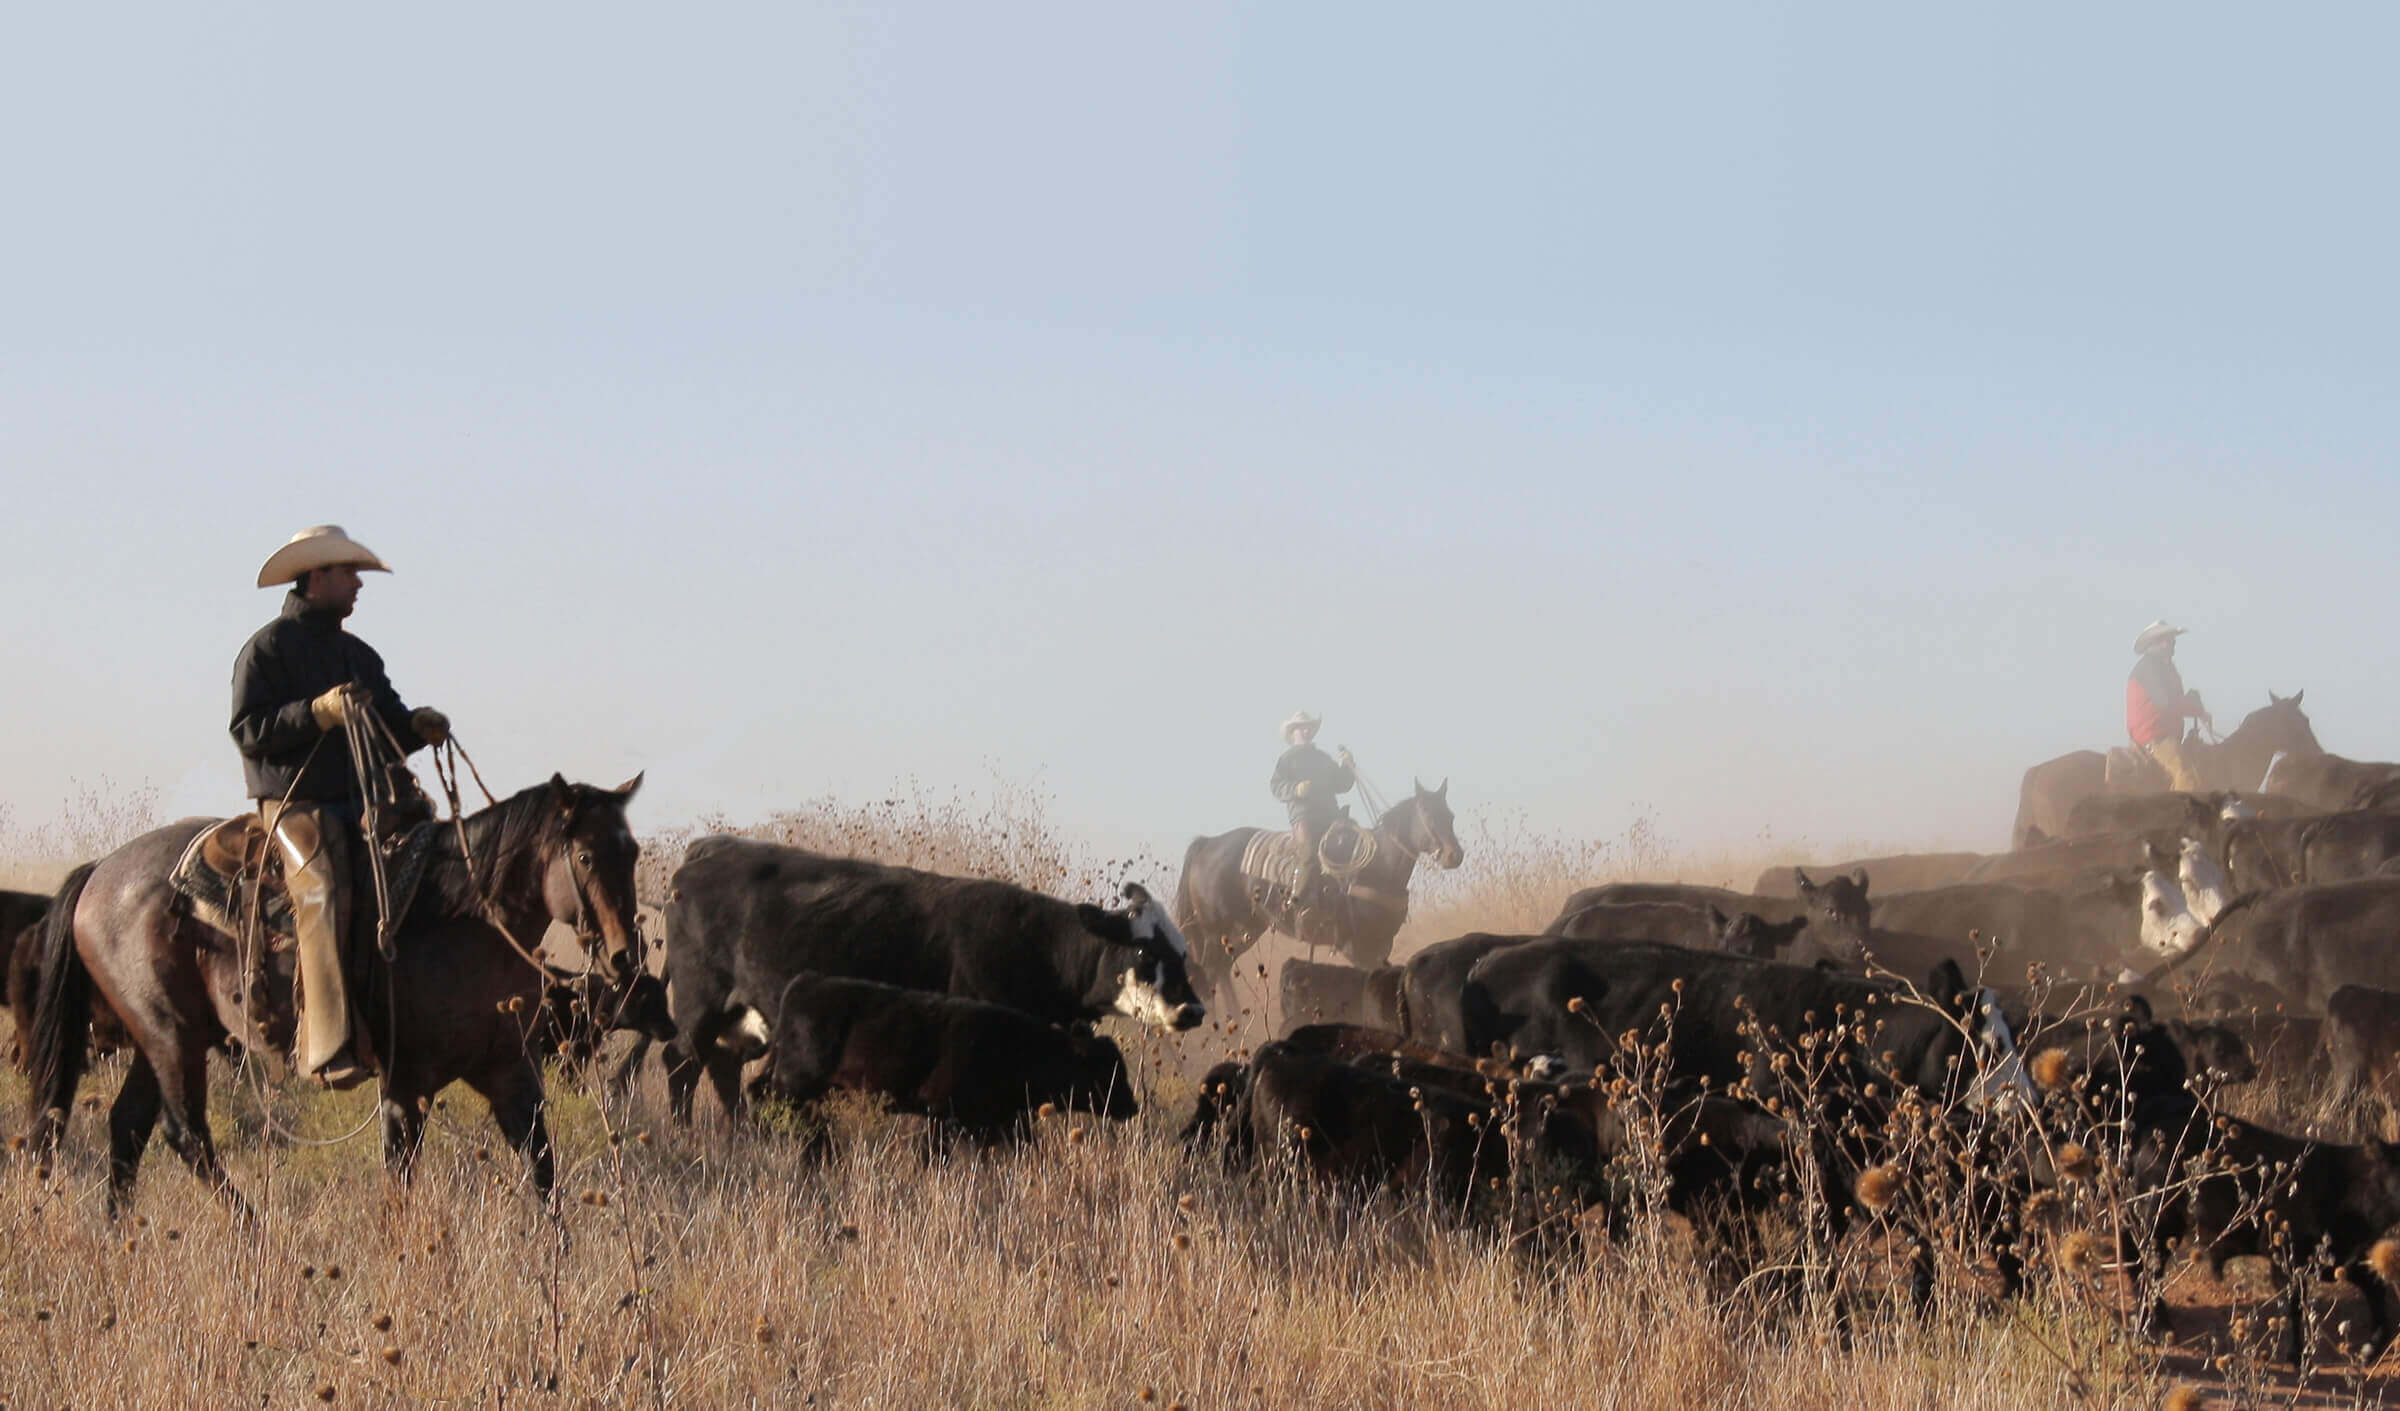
3;4;2393;861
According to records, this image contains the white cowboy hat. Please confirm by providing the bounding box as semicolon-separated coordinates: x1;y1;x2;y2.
2133;620;2186;654
256;525;392;588
1281;710;1322;740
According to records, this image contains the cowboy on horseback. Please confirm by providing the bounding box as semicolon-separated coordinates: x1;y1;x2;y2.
2127;620;2212;793
230;526;450;1089
1270;711;1355;916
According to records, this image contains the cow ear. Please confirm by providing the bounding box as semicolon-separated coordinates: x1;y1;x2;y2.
1927;958;1967;1006
1708;904;1729;930
1077;903;1111;932
1121;881;1152;909
1849;867;1869;892
2121;994;2155;1025
1793;867;1815;895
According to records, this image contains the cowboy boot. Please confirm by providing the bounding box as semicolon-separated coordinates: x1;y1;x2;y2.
266;804;371;1090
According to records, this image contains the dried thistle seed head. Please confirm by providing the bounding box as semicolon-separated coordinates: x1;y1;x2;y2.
1067;1126;1088;1145
1172;1233;1192;1251
2056;1143;2096;1184
2371;1239;2400;1286
1037;1103;1058;1119
2030;1048;2073;1091
1566;996;1584;1013
1855;1164;1902;1212
2162;1389;2204;1411
379;1346;402;1366
2057;1231;2100;1274
371;1312;393;1332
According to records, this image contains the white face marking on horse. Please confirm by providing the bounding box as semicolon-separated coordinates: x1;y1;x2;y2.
717;1005;772;1058
1111;967;1186;1030
2138;871;2205;956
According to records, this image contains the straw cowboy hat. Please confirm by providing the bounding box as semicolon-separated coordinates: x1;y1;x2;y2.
2133;620;2186;654
256;525;392;589
1281;710;1322;741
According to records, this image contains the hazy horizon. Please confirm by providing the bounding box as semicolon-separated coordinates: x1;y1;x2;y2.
5;4;2394;869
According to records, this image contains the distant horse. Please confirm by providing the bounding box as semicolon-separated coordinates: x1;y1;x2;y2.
2011;693;2322;850
1175;781;1464;1010
25;774;646;1215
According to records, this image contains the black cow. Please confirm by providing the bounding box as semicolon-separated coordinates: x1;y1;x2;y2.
757;973;1138;1146
657;837;1201;1122
1398;932;1531;1052
1756;854;1982;898
531;970;677;1073
1865;877;2145;978
2218;805;2400;890
1557;868;1872;961
2129;1096;2400;1363
1242;1038;1502;1202
1545;900;1809;959
1458;938;2018;1107
2150;879;2400;1012
1278;959;1404;1030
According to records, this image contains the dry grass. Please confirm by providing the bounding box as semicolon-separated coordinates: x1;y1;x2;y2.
0;778;2371;1409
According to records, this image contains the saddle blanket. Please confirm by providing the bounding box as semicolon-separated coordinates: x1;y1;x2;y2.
168;815;442;946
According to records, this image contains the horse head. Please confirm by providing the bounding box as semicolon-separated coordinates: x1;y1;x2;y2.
1392;778;1464;870
2238;691;2321;758
537;772;646;981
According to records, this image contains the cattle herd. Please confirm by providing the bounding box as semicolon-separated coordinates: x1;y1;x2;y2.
10;691;2400;1367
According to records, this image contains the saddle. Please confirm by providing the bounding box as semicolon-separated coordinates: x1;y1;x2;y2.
1239;818;1376;897
168;810;444;951
2105;745;2168;792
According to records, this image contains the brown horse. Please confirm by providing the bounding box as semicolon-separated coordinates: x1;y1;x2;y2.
1174;781;1464;1012
25;774;644;1216
2010;693;2323;849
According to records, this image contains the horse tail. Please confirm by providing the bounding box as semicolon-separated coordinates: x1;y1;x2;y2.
26;861;97;1154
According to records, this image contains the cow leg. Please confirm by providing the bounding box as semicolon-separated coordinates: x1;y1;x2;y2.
2276;1262;2307;1365
662;1039;703;1125
381;1090;427;1182
474;1061;555;1203
104;1053;163;1215
701;1048;746;1123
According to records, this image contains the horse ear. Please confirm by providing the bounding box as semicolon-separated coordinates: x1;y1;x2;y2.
1413;777;1424;795
1438;778;1449;798
1849;866;1869;891
548;772;574;812
2291;690;2303;707
2269;690;2283;705
613;771;644;801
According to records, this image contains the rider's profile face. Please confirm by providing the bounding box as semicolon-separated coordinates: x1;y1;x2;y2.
305;564;363;618
1292;725;1318;746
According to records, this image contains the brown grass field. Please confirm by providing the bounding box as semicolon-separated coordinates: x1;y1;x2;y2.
1;781;2395;1409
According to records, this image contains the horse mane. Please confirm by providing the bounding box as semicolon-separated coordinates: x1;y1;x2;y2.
416;781;603;922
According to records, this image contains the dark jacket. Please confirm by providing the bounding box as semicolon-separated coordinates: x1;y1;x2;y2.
230;591;426;803
1271;743;1353;825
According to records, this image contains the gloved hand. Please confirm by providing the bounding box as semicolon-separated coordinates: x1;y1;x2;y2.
1295;780;1314;798
1338;748;1355;767
412;707;451;745
310;686;351;731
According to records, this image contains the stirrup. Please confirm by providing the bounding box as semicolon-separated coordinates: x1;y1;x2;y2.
307;1050;373;1091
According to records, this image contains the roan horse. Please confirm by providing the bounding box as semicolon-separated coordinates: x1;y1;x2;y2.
25;774;645;1215
1175;781;1464;1012
2010;693;2322;850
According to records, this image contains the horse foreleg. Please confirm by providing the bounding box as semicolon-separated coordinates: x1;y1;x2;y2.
380;1090;427;1182
151;1035;250;1223
475;1061;555;1204
104;1054;163;1218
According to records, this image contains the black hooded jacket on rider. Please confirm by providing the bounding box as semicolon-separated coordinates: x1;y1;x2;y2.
230;589;428;804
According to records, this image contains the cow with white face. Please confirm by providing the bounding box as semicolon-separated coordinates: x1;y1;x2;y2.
650;838;1206;1124
2177;836;2233;925
2139;869;2208;957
